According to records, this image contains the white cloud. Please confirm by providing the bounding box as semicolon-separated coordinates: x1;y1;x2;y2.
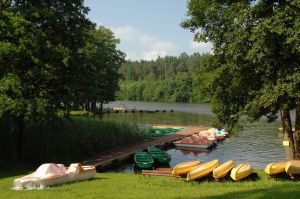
111;25;138;41
110;25;177;61
153;41;177;52
190;39;213;53
139;35;157;46
126;52;140;61
142;50;168;61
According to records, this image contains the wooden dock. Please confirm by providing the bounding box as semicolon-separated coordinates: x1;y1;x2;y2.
82;126;207;168
103;109;174;114
142;168;180;178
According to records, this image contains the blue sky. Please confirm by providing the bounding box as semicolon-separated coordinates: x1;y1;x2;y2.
84;0;212;61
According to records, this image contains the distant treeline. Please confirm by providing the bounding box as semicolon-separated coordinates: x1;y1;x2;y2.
117;53;212;103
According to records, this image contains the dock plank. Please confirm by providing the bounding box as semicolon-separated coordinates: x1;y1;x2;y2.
82;126;207;167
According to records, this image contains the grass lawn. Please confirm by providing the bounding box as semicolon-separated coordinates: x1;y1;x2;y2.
1;163;300;199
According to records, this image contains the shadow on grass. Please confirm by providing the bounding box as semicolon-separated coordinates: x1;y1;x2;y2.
88;177;109;181
208;185;300;199
0;161;37;179
192;172;259;183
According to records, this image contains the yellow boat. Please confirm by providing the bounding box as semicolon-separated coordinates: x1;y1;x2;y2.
186;159;220;181
285;160;300;175
172;160;201;175
230;163;252;181
264;161;287;175
213;160;235;179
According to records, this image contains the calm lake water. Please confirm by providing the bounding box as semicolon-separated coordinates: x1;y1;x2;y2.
103;101;286;170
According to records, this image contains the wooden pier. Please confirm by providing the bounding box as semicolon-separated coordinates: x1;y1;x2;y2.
103;108;174;114
82;126;207;168
142;168;179;178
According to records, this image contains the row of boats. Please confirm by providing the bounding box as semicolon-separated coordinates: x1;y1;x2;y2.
134;128;228;169
172;159;252;181
170;159;300;181
134;146;171;169
137;161;300;181
13;160;300;190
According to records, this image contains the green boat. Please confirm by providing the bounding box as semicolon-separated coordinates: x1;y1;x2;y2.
134;151;154;169
147;146;171;164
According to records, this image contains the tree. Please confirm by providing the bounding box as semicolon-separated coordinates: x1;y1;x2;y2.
182;0;300;159
0;0;93;159
81;26;125;113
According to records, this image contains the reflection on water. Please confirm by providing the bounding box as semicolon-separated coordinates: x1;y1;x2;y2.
103;102;286;171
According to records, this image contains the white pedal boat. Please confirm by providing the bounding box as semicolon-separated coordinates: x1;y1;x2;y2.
13;163;96;190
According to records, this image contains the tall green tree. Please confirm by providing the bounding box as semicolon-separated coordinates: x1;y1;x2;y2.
81;26;125;113
0;0;93;159
182;0;300;159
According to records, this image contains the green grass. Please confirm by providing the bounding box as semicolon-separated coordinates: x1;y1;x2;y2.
1;163;300;199
69;110;92;116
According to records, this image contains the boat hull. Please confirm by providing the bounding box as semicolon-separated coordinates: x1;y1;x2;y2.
147;146;171;164
265;162;287;175
230;163;252;181
285;160;300;175
213;160;235;179
172;160;201;175
13;164;96;190
173;142;212;149
186;159;220;181
134;152;154;169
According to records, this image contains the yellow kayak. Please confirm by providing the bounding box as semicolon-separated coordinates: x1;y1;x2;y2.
285;160;300;174
213;160;235;179
265;161;287;175
230;163;252;181
186;159;220;181
172;160;201;175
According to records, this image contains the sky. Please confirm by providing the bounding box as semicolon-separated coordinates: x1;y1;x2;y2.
84;0;212;61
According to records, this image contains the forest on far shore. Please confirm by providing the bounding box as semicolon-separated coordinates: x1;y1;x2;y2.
117;53;212;103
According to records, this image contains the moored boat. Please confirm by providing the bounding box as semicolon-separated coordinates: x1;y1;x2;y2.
134;151;154;169
172;160;201;175
112;107;127;111
213;160;235;179
265;161;287;175
147;146;171;164
285;160;300;175
230;163;252;181
13;163;96;190
186;159;220;181
173;136;215;149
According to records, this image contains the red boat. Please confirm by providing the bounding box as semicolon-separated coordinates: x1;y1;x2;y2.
173;134;216;149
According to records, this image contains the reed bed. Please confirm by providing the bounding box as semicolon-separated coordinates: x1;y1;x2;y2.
21;117;149;163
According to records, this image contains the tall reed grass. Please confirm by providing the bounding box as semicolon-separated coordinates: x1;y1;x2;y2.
21;117;149;163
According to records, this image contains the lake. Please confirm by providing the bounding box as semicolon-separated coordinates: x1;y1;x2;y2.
103;101;286;170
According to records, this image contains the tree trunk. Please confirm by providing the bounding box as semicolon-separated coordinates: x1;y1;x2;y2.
295;101;300;131
280;106;295;160
91;101;97;112
17;118;24;160
84;100;89;111
64;101;70;118
294;101;300;159
99;101;104;117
